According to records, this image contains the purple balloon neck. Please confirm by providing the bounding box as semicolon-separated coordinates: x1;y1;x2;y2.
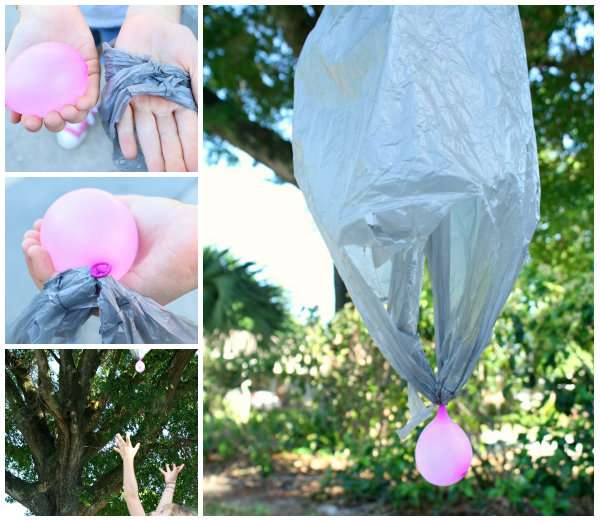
90;262;112;278
435;404;451;423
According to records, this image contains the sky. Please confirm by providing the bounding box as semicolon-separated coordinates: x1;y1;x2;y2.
202;150;335;322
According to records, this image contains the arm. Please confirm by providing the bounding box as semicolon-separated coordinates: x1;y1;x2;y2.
114;433;145;516
125;5;181;23
155;463;185;512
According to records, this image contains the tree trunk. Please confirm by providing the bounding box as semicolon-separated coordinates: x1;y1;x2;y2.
334;265;351;312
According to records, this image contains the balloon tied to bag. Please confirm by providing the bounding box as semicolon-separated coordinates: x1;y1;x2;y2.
293;5;540;486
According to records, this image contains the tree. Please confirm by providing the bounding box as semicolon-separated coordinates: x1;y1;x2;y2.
5;349;198;516
203;246;289;341
203;5;593;310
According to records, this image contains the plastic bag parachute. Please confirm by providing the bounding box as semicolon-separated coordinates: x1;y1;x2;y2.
131;348;151;372
292;5;540;485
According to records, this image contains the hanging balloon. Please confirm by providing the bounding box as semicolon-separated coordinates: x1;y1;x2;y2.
293;5;540;485
41;188;138;280
131;348;151;372
415;406;473;486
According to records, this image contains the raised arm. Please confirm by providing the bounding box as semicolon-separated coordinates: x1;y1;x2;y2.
155;463;185;512
113;433;145;516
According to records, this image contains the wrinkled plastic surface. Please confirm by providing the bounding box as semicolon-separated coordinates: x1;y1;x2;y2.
293;6;540;430
99;43;197;171
6;42;88;117
7;269;198;344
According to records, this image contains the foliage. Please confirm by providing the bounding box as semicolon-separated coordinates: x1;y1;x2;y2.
6;349;198;516
203;246;290;342
203;3;593;516
205;270;593;514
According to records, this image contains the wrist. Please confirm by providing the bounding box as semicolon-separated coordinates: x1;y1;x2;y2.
125;6;181;24
19;5;81;23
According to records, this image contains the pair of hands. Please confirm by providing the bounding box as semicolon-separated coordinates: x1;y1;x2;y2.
7;6;198;171
113;433;185;483
22;195;198;306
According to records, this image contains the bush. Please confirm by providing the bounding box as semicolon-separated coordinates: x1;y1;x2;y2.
204;256;593;515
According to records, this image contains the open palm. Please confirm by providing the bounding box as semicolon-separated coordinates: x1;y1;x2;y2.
114;12;198;172
6;6;100;132
22;195;197;306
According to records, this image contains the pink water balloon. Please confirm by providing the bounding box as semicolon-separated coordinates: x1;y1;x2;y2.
415;405;472;487
40;188;138;281
6;42;88;117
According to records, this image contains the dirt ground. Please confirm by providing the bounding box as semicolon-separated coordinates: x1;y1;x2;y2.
203;454;380;516
203;453;593;516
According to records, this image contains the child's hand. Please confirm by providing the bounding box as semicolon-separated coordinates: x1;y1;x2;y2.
21;219;56;290
113;433;140;461
7;6;100;132
159;463;185;484
114;9;198;172
21;195;197;305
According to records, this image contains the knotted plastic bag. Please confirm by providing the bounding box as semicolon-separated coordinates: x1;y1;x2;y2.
7;268;198;344
99;43;197;171
293;5;540;435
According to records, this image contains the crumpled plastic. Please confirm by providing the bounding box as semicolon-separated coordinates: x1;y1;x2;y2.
293;6;540;436
99;43;197;171
7;268;198;344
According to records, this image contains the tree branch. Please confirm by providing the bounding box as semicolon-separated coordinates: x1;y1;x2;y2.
5;471;52;515
204;87;296;185
268;5;320;56
83;350;197;515
5;371;55;472
34;351;68;437
78;350;106;403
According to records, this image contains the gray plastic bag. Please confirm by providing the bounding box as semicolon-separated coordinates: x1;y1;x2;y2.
7;268;198;344
99;43;197;171
293;6;540;435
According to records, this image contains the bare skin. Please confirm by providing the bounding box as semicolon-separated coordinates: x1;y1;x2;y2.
7;5;198;172
113;433;186;517
21;195;197;306
6;6;100;132
115;7;198;172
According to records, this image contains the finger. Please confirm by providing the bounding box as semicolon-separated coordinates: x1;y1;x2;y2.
126;433;132;445
174;109;198;172
117;104;137;159
59;105;87;124
116;434;124;445
22;115;43;132
76;58;100;111
43;111;66;132
156;112;186;172
23;229;40;242
134;443;140;451
22;237;39;253
33;219;43;232
133;109;164;172
10;111;21;124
